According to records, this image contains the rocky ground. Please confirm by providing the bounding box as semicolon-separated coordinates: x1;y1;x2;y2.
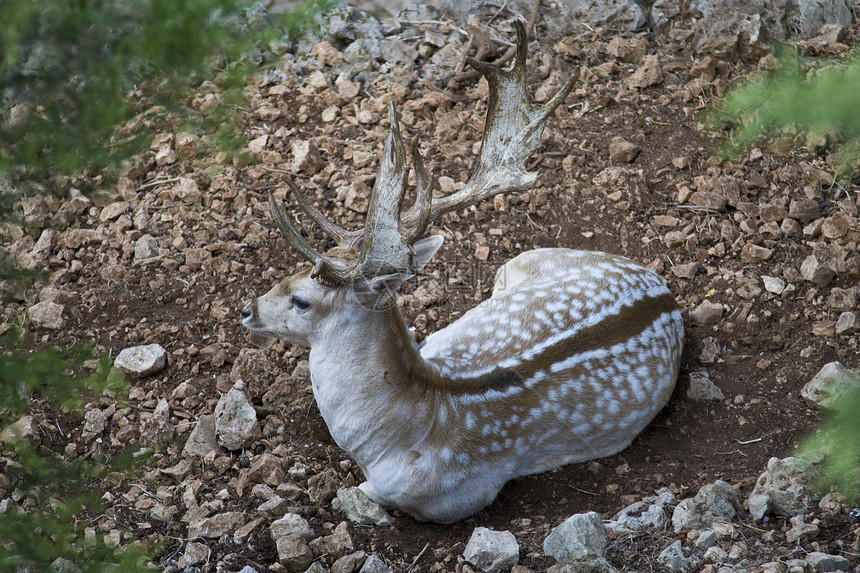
3;0;860;571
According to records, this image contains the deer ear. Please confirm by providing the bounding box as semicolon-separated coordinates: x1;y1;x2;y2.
412;235;444;271
350;273;408;309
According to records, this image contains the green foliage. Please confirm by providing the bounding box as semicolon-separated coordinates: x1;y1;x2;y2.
709;46;860;177
799;386;860;503
0;331;154;571
0;0;334;186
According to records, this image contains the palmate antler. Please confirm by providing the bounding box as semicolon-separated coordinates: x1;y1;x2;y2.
270;20;579;285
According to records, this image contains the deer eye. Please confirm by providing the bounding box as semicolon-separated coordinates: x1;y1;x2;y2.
291;295;310;311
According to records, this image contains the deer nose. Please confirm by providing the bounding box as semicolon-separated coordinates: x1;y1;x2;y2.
241;305;251;320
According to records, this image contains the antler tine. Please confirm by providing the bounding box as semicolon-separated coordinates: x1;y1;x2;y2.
402;138;434;243
423;20;579;221
358;102;413;275
282;176;360;247
268;190;324;265
268;190;356;283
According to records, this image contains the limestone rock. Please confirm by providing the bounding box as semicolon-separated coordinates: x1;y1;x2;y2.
0;415;38;445
173;177;202;203
547;557;618;572
463;527;519;573
608;137;641;163
741;243;773;263
309;521;354;560
564;0;646;31
690;300;723;326
687;372;724;402
800;254;836;288
291;140;323;174
139;398;173;446
236;452;285;495
230;347;275;400
27;301;66;330
804;551;852;572
626;55;663;89
114;344;167;378
134;234;160;260
183;542;211;566
606;37;647;63
271;513;315;540
659;540;698;572
332;551;367;573
544;511;607;563
184;414;224;457
672;480;738;533
606;489;677;534
835;311;859;335
188;512;246;539
214;380;260;450
359;555;395;573
748;457;817;520
276;534;313;572
801;361;860;409
790;0;853;38
332;487;394;526
762;276;786;295
83;408;108;435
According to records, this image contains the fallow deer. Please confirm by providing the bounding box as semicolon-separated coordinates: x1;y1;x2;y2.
241;21;684;524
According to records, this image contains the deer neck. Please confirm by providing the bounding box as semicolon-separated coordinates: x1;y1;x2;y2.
308;301;431;462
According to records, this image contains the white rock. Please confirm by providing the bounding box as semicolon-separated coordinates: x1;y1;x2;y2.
271;513;314;540
333;487;394;526
49;557;80;573
114;344;167;378
0;415;37;444
835;311;860;335
703;545;728;563
184;414;223;457
248;134;268;156
762;275;786;295
805;551;852;572
687;371;724;402
672;480;737;533
606;489;676;534
28;301;66;330
83;408;108;435
463;527;519;573
658;540;698;572
801;361;860;409
800;254;835;287
291;139;322;174
275;533;313;571
214;379;259;450
173;177;202;203
565;0;647;31
690;300;724;326
748;457;817;520
134;234;160;260
693;529;717;550
188;512;246;539
139;397;173;446
183;541;210;566
359;555;395;573
544;511;606;562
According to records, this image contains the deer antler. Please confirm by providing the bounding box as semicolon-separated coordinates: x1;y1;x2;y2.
271;19;577;285
404;20;579;227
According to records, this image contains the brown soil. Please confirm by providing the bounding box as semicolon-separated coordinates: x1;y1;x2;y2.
3;4;860;573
